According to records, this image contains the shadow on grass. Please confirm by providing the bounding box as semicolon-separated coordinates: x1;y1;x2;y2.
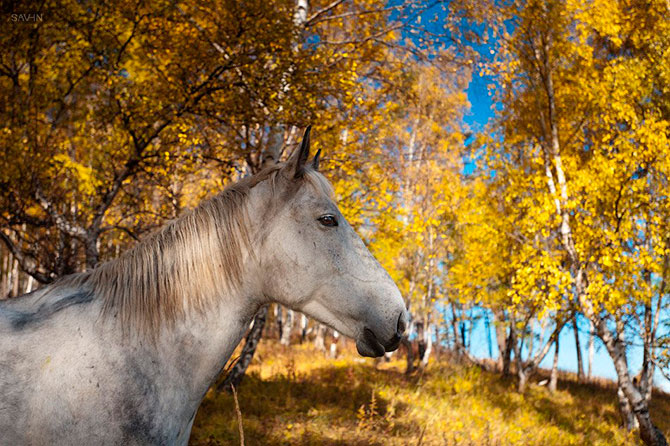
190;362;417;446
190;352;670;445
469;368;669;444
533;377;669;441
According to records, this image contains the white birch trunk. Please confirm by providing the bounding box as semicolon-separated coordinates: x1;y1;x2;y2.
329;330;339;358
1;250;9;298
549;337;559;393
300;313;308;343
11;257;19;297
588;320;594;380
421;323;433;367
314;324;326;351
280;308;294;345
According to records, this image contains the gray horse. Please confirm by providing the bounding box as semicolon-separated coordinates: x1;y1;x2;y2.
0;128;408;445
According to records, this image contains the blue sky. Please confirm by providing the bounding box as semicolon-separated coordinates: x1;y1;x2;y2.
464;68;494;133
462;67;493;175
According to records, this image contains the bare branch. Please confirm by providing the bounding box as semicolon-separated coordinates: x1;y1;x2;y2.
0;231;54;284
304;0;347;26
34;189;87;239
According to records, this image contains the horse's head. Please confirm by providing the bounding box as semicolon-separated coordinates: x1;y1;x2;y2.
258;127;408;357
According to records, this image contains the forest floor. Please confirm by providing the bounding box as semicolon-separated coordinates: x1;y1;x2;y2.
190;340;670;446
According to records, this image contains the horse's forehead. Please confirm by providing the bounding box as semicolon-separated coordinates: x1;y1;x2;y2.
289;185;335;211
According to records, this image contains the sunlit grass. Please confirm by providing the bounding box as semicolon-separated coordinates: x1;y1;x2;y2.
190;340;669;445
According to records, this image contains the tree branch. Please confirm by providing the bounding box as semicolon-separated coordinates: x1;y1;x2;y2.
34;189;87;239
0;231;54;284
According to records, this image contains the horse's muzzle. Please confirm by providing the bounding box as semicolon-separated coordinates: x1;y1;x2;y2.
356;312;408;357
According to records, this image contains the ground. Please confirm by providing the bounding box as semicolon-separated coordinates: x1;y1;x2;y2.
190;340;670;446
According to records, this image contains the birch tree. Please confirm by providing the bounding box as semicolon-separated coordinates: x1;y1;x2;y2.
464;0;670;443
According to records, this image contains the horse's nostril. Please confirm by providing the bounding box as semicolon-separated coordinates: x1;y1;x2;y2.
396;311;407;337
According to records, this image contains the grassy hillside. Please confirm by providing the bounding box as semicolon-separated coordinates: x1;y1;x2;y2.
190;341;670;446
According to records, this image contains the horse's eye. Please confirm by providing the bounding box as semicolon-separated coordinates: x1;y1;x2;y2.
317;215;338;227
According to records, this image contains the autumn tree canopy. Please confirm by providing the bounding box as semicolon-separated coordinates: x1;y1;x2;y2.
0;0;464;281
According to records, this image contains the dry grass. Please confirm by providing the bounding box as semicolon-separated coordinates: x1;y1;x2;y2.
190;340;670;446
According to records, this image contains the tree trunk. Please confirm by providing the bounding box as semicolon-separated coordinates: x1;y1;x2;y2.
300;313;308;343
420;323;433;367
484;311;493;359
280;308;294;345
527;319;535;358
466;311;474;353
573;316;584;382
617;385;637;431
588;320;594;380
549;337;559;393
513;320;563;394
603;325;666;445
434;324;441;361
417;320;426;362
84;235;99;270
402;336;415;375
314;323;326;351
502;326;514;377
329;330;339;358
450;304;464;359
218;305;268;392
275;305;283;339
640;283;662;404
513;321;528;393
493;310;508;372
517;368;528;393
1;250;9;298
11;257;19;297
24;275;34;294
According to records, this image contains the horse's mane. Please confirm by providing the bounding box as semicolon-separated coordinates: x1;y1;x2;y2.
53;164;333;336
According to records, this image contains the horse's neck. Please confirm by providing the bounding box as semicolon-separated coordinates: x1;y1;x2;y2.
152;287;261;403
147;187;271;405
123;180;272;408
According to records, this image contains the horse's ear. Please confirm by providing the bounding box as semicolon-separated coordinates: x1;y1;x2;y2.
287;125;311;179
312;148;321;171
